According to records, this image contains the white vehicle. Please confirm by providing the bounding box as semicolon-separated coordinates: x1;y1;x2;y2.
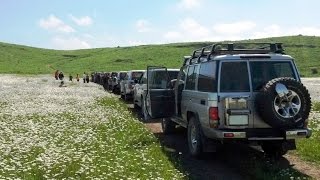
120;70;145;100
113;71;127;94
133;68;179;116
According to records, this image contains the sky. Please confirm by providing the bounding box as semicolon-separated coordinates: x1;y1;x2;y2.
1;0;320;50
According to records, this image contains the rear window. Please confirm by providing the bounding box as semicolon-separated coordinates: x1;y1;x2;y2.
220;62;250;92
250;61;296;91
131;72;143;80
119;72;127;80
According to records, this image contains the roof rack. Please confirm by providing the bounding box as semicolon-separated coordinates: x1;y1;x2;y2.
184;43;284;65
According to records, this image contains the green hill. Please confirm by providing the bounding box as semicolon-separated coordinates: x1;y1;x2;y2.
0;35;319;76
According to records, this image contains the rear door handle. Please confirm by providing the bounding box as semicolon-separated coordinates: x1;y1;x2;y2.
200;99;206;105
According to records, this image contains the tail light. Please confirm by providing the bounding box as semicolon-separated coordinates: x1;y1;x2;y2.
209;107;219;128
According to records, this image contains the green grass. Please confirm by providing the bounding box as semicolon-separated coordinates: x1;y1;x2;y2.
295;102;320;165
1;35;320;76
0;97;184;179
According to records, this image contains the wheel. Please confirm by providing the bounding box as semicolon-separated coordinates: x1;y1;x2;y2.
256;77;311;129
140;97;150;121
261;142;288;158
161;118;176;134
188;116;203;157
134;102;139;110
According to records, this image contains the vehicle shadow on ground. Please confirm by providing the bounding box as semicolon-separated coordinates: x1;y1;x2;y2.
122;99;311;180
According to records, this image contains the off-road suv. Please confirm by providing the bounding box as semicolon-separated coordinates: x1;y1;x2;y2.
144;43;312;157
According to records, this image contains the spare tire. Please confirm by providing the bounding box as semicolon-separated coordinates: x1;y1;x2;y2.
256;77;311;129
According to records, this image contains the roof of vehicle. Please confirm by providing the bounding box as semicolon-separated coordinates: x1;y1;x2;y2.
184;43;293;65
129;70;146;72
212;54;294;61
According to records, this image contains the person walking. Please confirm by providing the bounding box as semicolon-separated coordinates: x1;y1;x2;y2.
69;74;73;81
54;70;59;80
76;74;80;82
83;72;86;83
86;73;90;83
58;71;64;87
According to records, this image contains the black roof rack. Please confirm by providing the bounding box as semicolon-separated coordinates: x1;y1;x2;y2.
184;43;284;65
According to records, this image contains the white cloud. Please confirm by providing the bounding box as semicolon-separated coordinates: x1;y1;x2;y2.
39;14;75;33
69;14;93;26
163;18;211;41
290;27;320;36
178;0;202;9
213;21;256;34
164;31;183;40
252;24;282;38
135;19;152;33
51;36;91;50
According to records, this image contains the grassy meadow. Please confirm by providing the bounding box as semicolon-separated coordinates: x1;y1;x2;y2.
0;35;320;76
0;75;184;179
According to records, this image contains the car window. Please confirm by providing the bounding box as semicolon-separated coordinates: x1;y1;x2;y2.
198;61;217;92
140;72;147;84
148;70;169;89
131;72;143;80
250;61;296;91
185;65;198;90
220;62;250;92
168;71;179;81
119;72;127;80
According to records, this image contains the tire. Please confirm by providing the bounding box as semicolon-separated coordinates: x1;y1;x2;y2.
140;97;150;121
133;103;139;110
188;116;203;157
256;77;311;129
261;142;288;158
161;118;176;134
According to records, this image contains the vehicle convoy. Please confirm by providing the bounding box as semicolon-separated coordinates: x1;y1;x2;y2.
113;71;127;94
144;43;312;157
120;70;145;100
133;68;180;117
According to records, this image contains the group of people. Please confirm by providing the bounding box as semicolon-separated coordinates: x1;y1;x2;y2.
54;70;90;86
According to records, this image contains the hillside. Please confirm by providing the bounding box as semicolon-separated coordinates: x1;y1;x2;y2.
0;35;319;76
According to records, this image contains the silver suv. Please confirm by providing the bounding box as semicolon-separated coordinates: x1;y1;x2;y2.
145;43;312;157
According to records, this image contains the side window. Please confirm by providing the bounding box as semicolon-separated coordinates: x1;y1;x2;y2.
220;62;250;92
198;61;217;92
185;65;198;90
141;73;147;84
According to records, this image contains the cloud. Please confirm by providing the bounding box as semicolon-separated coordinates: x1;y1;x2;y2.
213;21;256;34
178;0;202;9
51;36;91;50
135;19;152;33
69;14;93;26
39;14;75;33
164;31;183;40
163;18;211;41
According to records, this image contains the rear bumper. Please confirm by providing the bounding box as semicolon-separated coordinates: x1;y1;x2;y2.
211;128;312;140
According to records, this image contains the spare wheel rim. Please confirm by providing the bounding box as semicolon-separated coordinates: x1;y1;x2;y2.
273;90;301;118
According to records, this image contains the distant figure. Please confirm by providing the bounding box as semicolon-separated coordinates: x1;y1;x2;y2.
76;74;80;82
69;74;73;81
86;74;90;83
83;72;86;83
54;70;59;80
58;71;64;80
58;71;65;87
